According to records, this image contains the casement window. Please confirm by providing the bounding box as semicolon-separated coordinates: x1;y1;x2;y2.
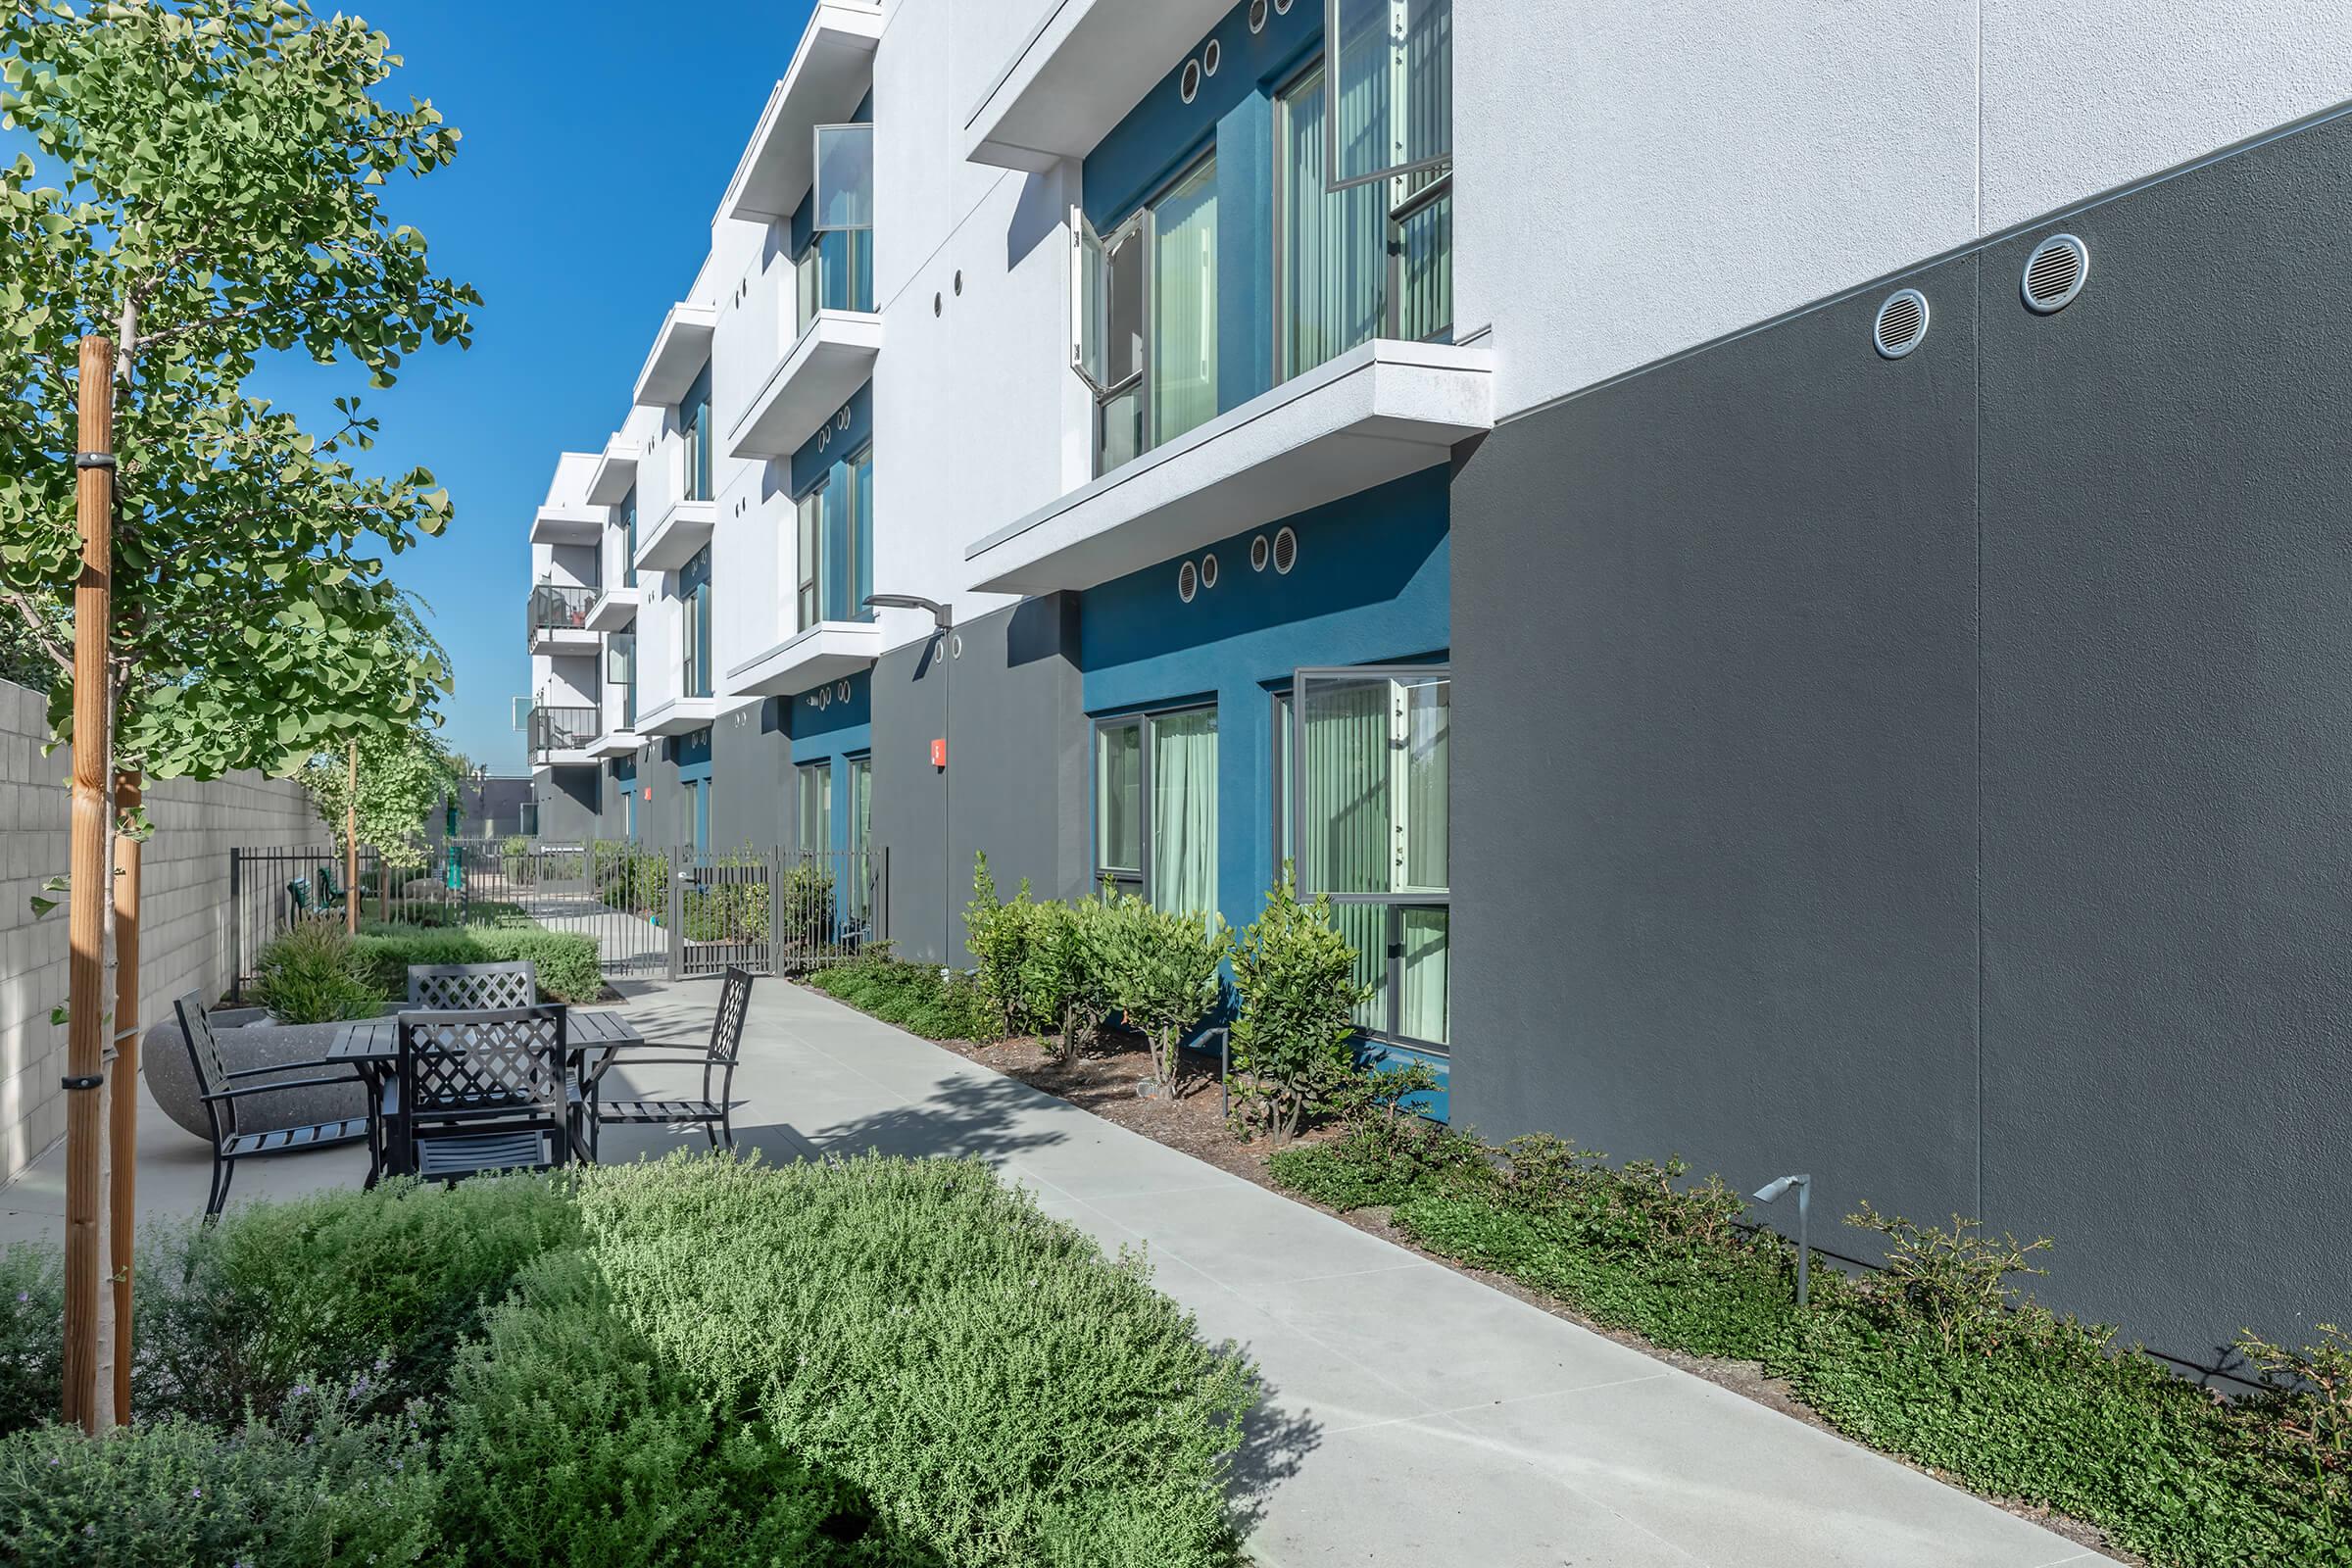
1070;152;1220;477
618;486;639;588
679;547;712;700
1325;0;1451;191
679;368;713;503
606;631;636;730
797;122;874;339
1094;706;1219;918
794;443;874;633
1276;59;1453;378
846;754;873;917
798;760;833;854
1289;666;1450;1048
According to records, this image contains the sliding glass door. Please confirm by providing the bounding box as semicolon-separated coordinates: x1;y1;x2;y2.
1092;707;1218;919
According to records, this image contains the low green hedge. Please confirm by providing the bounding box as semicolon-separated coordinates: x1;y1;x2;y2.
808;957;998;1041
1270;1124;2351;1568
0;1156;1256;1567
352;923;603;1004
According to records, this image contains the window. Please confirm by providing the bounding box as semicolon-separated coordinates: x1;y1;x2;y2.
680;547;712;699
846;755;873;916
1070;153;1219;475
1277;60;1453;378
619;486;639;588
795;227;874;336
796;444;874;632
607;631;636;730
811;123;873;232
1092;707;1218;917
1326;0;1451;190
1290;666;1449;1047
798;760;833;854
680;368;712;503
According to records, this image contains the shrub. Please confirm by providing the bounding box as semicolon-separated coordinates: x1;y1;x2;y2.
0;1242;63;1435
1228;871;1371;1139
0;1387;438;1567
574;1153;1254;1568
439;1250;888;1566
1843;1201;2055;1355
775;858;836;948
350;924;603;1004
135;1176;581;1426
2235;1321;2352;1529
808;957;997;1042
1097;892;1229;1091
250;918;383;1023
963;852;1040;1036
1018;898;1116;1062
596;841;671;917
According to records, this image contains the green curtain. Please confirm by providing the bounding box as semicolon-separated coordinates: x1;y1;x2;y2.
1302;680;1388;1030
1097;721;1142;875
1331;0;1451;186
1396;182;1452;342
1403;675;1448;890
1399;907;1448;1045
1150;710;1218;918
847;758;872;918
799;762;831;854
1151;159;1218;447
1281;68;1384;376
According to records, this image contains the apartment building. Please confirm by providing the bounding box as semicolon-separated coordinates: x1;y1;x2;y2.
528;0;2352;1369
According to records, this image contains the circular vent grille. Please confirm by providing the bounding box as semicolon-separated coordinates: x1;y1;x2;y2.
1274;0;1292;13
1200;552;1219;589
2022;234;2088;314
1177;560;1199;602
815;687;832;710
835;679;851;701
1179;58;1200;103
1249;0;1267;31
1201;38;1221;75
1272;525;1298;574
1250;534;1270;571
1874;288;1930;359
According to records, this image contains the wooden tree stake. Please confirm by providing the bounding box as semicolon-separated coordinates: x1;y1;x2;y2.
109;769;141;1425
62;334;115;1433
346;739;359;935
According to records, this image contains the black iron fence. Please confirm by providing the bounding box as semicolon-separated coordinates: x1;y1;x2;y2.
230;839;888;997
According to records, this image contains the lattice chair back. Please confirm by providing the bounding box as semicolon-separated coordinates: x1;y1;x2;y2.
710;966;755;1065
396;1006;568;1129
172;991;237;1141
406;961;538;1011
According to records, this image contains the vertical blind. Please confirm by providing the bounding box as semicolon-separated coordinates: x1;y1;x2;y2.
1280;67;1385;376
1150;157;1218;449
1150;710;1219;920
799;762;832;853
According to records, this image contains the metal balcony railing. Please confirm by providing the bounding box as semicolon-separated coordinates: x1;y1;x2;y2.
527;582;598;642
528;705;599;759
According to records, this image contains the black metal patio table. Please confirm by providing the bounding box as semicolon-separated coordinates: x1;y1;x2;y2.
329;1007;645;1180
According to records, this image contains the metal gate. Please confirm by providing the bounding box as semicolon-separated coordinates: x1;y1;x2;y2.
231;840;888;995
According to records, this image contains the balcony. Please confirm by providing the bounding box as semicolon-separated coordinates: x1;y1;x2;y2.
718;1;885;223
584;583;642;633
966;338;1493;595
962;0;1228;172
726;620;882;700
588;440;639;506
586;724;639;760
632;302;718;409
634;495;715;573
529;503;604;546
526;582;600;654
635;694;720;737
726;311;884;462
528;705;600;767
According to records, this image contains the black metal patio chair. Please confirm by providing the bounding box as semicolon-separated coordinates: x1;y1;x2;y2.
172;992;373;1223
394;1006;571;1183
582;966;752;1158
406;959;538;1010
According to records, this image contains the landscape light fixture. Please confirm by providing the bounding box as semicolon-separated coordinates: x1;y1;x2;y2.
1751;1173;1813;1307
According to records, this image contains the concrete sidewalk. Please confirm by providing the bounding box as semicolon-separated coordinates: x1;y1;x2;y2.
2;977;2106;1567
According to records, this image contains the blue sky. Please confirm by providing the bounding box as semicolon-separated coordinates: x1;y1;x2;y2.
248;0;816;772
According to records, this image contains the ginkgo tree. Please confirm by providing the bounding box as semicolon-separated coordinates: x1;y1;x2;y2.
0;0;478;1427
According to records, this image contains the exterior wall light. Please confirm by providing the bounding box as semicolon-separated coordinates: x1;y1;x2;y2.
1751;1173;1812;1307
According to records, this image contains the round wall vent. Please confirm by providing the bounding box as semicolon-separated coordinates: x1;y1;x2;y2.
1272;525;1298;574
1274;0;1292;13
1201;38;1221;76
1179;58;1201;103
1177;560;1200;602
815;687;832;710
1200;552;1220;589
1248;0;1267;32
1250;533;1270;571
1873;288;1930;359
2022;233;2088;314
950;633;963;659
835;679;852;701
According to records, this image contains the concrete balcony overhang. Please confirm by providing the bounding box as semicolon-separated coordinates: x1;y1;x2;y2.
719;2;886;223
588;441;639;506
965;339;1494;596
587;728;640;760
963;0;1229;172
636;696;720;737
529;505;604;546
725;620;881;699
724;312;884;461
530;749;599;771
584;584;642;632
632;303;718;409
527;624;601;658
633;498;716;573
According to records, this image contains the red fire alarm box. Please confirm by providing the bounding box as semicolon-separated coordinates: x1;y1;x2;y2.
930;738;947;768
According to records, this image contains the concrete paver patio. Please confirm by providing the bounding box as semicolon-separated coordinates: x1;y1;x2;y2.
0;977;2108;1567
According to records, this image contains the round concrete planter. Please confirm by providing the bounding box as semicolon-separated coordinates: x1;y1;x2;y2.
143;1006;381;1143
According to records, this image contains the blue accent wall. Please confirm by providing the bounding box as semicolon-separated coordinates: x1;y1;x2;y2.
789;380;873;499
788;668;873;852
1082;0;1324;417
1078;467;1452;1106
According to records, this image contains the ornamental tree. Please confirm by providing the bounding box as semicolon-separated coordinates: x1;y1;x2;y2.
300;714;459;874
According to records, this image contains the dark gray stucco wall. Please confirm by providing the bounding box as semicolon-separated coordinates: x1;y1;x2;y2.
532;767;604;845
1449;113;2352;1365
869;596;1090;963
710;705;793;850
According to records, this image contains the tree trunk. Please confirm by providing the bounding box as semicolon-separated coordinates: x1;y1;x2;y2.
108;770;141;1425
62;334;116;1433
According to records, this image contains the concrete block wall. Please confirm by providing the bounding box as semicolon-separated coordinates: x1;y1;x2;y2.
0;678;322;1184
